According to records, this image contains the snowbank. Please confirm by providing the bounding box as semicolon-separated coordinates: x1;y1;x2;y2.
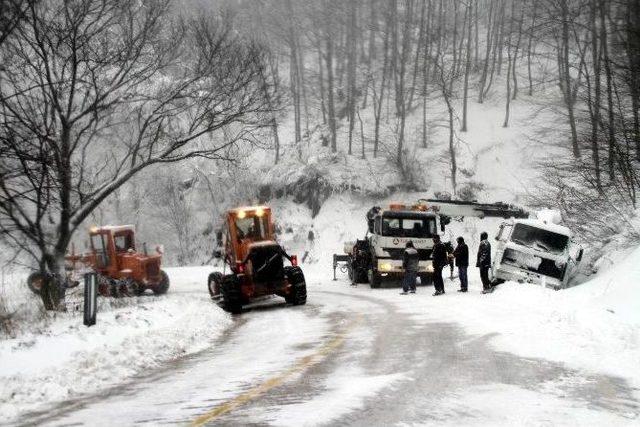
0;266;231;421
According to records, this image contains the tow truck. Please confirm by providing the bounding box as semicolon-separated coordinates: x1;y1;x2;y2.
335;199;528;287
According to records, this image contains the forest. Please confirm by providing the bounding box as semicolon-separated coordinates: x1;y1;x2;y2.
1;0;639;307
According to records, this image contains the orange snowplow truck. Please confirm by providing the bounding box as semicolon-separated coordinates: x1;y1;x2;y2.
27;225;169;297
207;205;307;313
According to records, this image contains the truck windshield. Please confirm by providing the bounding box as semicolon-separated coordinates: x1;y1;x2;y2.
381;216;437;238
510;224;569;254
235;216;269;241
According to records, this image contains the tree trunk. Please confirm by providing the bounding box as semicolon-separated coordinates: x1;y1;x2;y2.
527;0;536;96
478;0;495;103
503;0;514;128
407;0;426;111
511;2;524;100
347;0;357;155
600;0;615;180
325;3;337;153
318;46;327;125
461;0;473;132
589;0;602;192
560;0;580;157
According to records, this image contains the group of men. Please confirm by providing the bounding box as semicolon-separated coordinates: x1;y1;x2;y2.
401;232;494;295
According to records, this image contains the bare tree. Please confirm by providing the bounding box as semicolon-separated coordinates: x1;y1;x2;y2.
0;0;276;309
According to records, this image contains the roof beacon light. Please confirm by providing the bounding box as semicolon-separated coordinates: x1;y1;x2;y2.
255;207;264;217
237;210;247;219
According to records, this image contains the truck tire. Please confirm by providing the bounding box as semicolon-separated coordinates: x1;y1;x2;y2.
152;270;170;295
208;272;223;298
419;274;433;286
368;268;381;289
353;266;368;284
284;266;307;306
27;272;45;295
221;275;243;314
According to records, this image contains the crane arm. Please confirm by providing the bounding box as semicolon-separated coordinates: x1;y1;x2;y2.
417;199;529;219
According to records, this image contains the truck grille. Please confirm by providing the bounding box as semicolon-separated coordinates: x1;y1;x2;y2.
383;248;432;260
248;244;284;283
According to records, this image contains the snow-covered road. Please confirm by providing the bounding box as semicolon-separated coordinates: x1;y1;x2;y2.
10;274;639;426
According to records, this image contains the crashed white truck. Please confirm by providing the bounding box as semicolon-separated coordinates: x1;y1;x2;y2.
333;199;583;289
492;218;584;289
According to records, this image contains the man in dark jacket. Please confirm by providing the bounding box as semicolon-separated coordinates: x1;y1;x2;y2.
476;231;492;293
452;236;469;292
431;235;448;296
401;241;419;294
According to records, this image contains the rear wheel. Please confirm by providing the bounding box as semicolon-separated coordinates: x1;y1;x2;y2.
284;266;307;305
221;275;243;314
152;270;170;295
207;272;223;298
27;272;45;295
368;268;381;289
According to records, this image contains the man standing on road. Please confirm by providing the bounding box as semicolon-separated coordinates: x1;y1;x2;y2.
431;235;448;296
477;231;493;294
401;241;419;294
452;236;469;292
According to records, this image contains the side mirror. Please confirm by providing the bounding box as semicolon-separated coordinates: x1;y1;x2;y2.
576;248;584;262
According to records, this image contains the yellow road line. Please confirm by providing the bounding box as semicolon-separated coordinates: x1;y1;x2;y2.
190;316;362;426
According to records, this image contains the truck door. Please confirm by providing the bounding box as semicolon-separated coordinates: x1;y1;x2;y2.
91;233;110;270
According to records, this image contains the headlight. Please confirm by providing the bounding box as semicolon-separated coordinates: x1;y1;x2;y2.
379;263;392;272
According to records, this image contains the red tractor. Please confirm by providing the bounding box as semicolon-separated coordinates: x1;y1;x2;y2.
27;225;169;297
207;206;307;313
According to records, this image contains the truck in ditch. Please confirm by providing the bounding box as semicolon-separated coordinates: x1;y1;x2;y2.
491;218;584;289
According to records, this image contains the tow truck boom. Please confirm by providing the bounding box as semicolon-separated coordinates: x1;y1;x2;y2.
417;198;529;220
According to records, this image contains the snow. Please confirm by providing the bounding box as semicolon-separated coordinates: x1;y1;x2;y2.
365;245;640;394
299;193;640;395
0;266;232;422
260;367;407;427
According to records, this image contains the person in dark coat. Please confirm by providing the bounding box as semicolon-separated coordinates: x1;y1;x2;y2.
476;231;493;293
452;236;469;292
431;235;448;296
401;241;419;294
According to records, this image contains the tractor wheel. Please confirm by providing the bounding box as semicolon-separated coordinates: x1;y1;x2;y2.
152;270;170;295
368;268;381;289
27;272;45;295
97;275;111;297
284;266;307;306
220;275;243;314
207;272;223;298
419;274;433;286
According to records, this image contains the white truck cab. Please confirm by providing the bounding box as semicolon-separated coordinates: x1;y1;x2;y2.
368;207;440;282
492;218;583;289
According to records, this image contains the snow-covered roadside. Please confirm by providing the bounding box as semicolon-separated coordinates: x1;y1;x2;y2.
0;266;231;422
377;246;640;396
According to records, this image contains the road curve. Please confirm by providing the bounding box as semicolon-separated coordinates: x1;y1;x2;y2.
13;284;640;426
